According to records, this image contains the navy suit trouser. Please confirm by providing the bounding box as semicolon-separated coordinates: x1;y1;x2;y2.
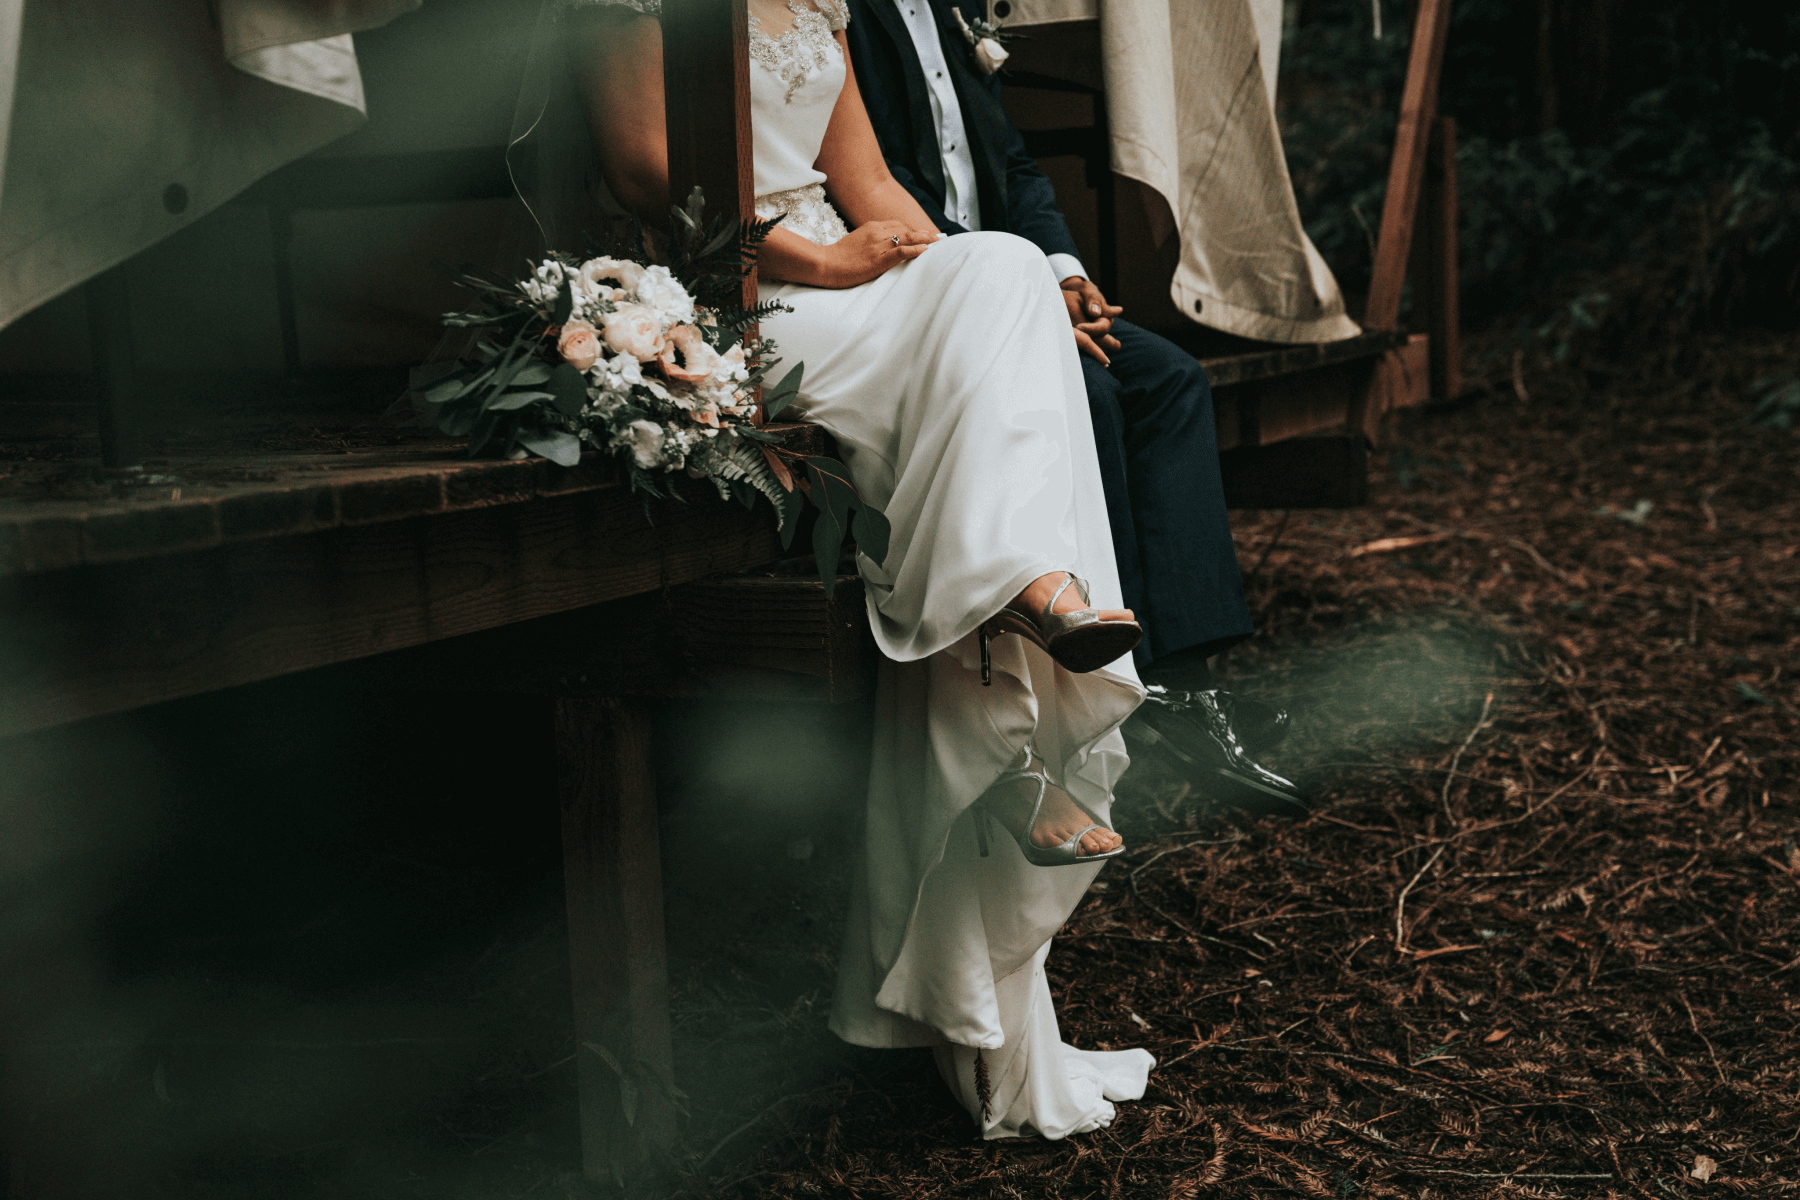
1078;317;1254;670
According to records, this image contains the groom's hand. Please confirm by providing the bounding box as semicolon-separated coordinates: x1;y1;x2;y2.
1060;277;1124;367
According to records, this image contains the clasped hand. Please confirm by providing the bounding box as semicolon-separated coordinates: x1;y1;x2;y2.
1060;277;1124;367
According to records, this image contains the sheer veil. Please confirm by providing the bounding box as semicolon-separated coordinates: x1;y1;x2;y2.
503;0;632;259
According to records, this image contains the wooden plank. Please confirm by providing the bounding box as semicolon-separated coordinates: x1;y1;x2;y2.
1358;331;1432;441
0;485;780;738
1362;0;1454;330
1214;356;1382;451
556;696;677;1185
1192;329;1404;389
1407;117;1462;402
334;574;875;704
661;0;755;306
0;423;829;579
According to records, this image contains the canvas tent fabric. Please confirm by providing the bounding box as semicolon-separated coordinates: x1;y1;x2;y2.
998;0;1359;343
0;0;419;330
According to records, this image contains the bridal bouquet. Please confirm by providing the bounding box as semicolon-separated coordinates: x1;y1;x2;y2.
406;189;886;594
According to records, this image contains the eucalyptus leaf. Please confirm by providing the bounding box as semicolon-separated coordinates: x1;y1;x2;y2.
511;362;553;387
778;486;806;550
618;1075;640;1127
486;389;555;411
851;499;892;566
517;427;582;466
468;411;506;457
409;359;460;391
810;489;846;600
548;362;589;416
421;376;467;406
441;405;480;437
764;362;804;419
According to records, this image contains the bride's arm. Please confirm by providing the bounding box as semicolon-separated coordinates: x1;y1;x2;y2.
570;13;938;288
814;33;942;233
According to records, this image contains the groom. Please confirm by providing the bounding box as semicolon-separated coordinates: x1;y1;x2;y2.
845;0;1306;814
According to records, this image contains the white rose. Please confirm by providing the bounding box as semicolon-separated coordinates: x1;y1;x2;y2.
601;303;666;361
520;259;566;304
626;419;666;469
974;36;1008;74
599;351;646;388
574;256;647;306
713;344;749;385
633;265;695;326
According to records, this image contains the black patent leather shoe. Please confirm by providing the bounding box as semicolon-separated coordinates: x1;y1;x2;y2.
1124;687;1308;819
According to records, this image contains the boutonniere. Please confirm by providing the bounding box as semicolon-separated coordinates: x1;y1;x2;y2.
951;8;1019;76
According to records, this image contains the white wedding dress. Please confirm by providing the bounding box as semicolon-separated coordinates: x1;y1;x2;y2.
563;0;1153;1139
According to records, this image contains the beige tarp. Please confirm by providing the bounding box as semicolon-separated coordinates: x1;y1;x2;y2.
1002;0;1359;343
0;0;420;329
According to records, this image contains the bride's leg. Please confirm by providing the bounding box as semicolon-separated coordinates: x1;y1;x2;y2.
982;571;1134;857
981;749;1124;857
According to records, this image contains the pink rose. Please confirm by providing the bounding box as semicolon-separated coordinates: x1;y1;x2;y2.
556;319;601;371
657;324;720;384
601;304;665;361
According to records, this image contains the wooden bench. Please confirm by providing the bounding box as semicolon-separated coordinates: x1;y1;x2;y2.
0;415;873;1188
1005;0;1460;510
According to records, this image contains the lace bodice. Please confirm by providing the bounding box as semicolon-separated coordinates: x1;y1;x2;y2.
558;0;853;246
556;0;847;31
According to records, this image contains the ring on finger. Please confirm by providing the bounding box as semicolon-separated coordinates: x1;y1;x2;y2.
889;234;901;247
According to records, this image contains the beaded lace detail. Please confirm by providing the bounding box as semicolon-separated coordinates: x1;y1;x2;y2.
555;0;660;14
749;0;844;101
755;182;849;247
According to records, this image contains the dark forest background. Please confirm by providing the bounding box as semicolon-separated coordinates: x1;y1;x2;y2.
1281;0;1800;374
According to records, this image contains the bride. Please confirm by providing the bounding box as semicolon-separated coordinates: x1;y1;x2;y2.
548;0;1155;1139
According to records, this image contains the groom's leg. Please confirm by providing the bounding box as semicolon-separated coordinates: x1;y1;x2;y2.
1103;318;1254;669
1077;354;1148;640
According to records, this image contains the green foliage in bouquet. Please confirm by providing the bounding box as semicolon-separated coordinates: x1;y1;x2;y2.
403;187;888;596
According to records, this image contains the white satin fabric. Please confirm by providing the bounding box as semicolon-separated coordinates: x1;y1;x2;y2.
747;3;1151;1139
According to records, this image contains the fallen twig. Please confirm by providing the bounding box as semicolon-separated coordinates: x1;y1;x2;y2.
1394;845;1447;956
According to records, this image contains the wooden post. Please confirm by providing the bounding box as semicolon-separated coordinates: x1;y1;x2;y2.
1407;117;1461;401
661;0;756;307
84;265;140;469
557;697;677;1185
1362;0;1453;330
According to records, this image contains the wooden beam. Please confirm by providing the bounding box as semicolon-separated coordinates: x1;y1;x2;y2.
1363;0;1454;330
1407;117;1462;402
557;697;677;1185
334;574;877;704
84;266;139;469
1221;435;1369;510
0;485;780;738
661;0;756;306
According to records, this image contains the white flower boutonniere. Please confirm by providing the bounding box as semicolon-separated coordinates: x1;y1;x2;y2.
952;8;1015;75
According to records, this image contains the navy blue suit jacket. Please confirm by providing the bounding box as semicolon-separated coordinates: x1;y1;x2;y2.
845;0;1081;264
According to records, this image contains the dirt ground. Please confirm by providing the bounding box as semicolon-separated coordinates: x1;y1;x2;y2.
659;331;1800;1200
5;332;1796;1199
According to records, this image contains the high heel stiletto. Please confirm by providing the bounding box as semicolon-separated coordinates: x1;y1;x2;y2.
978;573;1143;685
972;747;1126;867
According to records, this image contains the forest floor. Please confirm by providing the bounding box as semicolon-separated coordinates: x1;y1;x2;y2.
651;331;1800;1200
6;331;1796;1199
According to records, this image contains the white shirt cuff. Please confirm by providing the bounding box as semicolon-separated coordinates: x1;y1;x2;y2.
1046;254;1089;285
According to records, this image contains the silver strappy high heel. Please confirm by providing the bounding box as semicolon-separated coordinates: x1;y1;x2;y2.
977;573;1143;685
972;747;1126;867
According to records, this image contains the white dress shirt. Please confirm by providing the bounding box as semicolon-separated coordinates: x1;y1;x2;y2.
889;0;1089;285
